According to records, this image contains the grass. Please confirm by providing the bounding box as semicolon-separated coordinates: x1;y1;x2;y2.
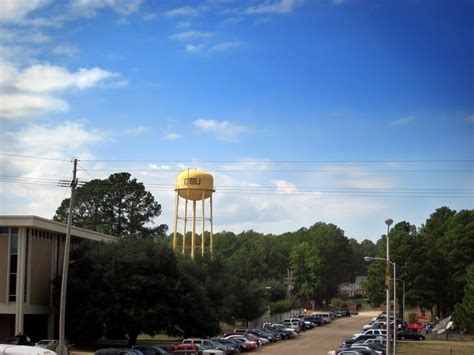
397;337;474;355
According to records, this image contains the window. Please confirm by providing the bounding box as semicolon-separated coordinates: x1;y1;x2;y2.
9;229;18;302
8;227;28;302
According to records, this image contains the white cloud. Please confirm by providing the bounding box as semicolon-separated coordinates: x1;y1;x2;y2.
15;64;119;92
0;121;108;217
125;126;151;136
165;6;199;17
52;45;78;57
0;61;126;120
164;132;183;140
170;31;214;41
389;116;415;126
209;41;241;52
246;0;296;15
193;119;248;142
0;0;51;23
0;94;69;120
69;0;142;16
185;44;204;53
0;28;50;44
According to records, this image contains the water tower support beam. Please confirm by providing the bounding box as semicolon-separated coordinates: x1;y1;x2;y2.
202;190;205;257
210;194;214;255
191;200;196;260
182;199;188;256
173;192;179;252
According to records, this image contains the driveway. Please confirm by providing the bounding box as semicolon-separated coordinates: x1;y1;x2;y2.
256;310;379;355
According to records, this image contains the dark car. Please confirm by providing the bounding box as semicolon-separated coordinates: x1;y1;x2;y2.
214;338;241;354
6;335;32;345
304;316;323;326
341;334;381;348
329;347;382;355
132;345;171;355
95;348;144;355
397;330;425;341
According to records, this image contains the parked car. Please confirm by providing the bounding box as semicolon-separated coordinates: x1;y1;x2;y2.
328;348;380;355
6;335;32;346
34;340;58;350
341;334;381;348
353;329;386;339
132;345;171;355
214;338;241;354
95;348;143;355
223;336;257;351
397;330;425;341
172;343;201;355
0;345;56;355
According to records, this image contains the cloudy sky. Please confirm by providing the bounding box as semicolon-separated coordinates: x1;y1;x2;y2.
0;0;472;241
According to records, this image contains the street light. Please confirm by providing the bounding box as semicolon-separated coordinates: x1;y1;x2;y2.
364;256;397;355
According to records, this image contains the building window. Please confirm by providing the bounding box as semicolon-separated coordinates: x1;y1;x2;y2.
8;227;28;302
9;229;18;302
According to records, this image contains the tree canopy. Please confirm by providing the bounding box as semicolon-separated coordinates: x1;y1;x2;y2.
54;172;167;238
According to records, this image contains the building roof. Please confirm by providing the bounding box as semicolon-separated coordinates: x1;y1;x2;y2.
0;215;116;242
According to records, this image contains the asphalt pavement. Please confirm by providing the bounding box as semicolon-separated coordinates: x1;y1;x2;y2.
256;309;379;355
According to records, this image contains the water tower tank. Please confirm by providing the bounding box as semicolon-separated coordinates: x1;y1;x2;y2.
176;169;214;201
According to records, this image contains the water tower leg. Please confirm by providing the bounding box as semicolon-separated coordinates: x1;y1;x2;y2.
191;200;196;260
210;194;213;255
202;190;205;257
183;199;188;256
173;192;179;252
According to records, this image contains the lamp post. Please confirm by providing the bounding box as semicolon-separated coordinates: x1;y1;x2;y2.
364;256;397;355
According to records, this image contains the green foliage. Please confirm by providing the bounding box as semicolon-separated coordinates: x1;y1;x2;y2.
54;172;167;238
58;238;219;346
329;297;344;310
454;263;474;332
270;298;295;315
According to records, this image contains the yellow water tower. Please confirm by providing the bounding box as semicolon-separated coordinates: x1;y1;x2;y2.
173;169;215;259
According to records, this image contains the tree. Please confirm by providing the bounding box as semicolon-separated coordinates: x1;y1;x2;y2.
454;263;474;332
61;238;183;346
54;172;167;238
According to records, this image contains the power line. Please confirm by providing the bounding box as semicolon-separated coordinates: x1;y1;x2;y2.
76;169;472;173
1;152;472;164
0;152;71;162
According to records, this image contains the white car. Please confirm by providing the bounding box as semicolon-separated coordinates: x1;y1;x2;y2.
0;345;56;355
362;321;386;330
353;329;386;339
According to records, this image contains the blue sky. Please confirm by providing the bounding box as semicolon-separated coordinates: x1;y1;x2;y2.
0;0;472;240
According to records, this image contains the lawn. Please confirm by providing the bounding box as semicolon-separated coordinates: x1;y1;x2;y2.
397;340;474;355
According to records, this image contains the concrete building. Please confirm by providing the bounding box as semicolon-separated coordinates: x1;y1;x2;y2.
0;215;115;341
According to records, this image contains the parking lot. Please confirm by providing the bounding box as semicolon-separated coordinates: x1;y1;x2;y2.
255;310;379;355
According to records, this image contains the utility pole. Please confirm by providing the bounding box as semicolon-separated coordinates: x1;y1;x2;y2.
58;158;78;355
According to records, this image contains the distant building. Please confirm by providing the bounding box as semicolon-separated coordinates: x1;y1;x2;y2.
0;215;115;341
338;276;367;297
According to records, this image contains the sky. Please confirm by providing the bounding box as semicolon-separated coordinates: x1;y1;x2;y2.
0;0;473;241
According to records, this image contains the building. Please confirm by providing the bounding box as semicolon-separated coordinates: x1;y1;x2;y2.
0;215;115;341
338;276;367;298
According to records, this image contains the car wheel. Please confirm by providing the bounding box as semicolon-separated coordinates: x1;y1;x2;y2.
401;336;405;340
418;336;424;341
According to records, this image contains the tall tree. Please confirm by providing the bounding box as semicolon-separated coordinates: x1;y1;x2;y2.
61;238;182;346
454;263;474;332
54;172;167;237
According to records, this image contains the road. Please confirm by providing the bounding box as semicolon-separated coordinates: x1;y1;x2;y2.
256;310;380;355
